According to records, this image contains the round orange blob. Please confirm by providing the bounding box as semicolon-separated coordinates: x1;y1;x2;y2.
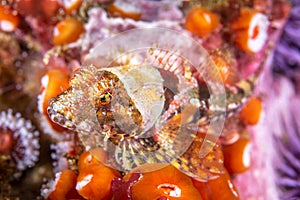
240;96;263;125
76;165;121;200
222;136;251;174
131;165;202;200
47;169;83;200
184;7;220;38
53;17;85;46
192;169;239;200
0;5;20;32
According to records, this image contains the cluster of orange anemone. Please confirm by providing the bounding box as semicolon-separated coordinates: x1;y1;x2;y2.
184;6;269;54
0;0;144;47
44;117;261;200
1;2;269;54
45;149;235;200
0;0;85;46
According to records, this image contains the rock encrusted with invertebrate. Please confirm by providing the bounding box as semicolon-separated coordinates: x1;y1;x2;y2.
0;0;294;199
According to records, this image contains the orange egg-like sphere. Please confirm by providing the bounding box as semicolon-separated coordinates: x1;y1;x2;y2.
53;17;85;46
184;7;220;38
0;5;20;32
240;96;263;125
231;8;269;53
192;169;239;200
47;169;83;200
131;164;202;200
76;165;121;200
222;136;251;174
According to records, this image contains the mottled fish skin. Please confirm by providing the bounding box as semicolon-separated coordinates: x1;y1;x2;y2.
92;70;143;138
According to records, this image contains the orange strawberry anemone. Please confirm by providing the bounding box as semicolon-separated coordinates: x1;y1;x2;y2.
231;8;269;53
239;96;263;125
0;5;20;32
192;169;239;200
129;164;202;200
222;135;251;174
184;7;220;38
47;169;83;200
76;149;121;200
53;17;85;46
77;148;107;171
76;165;121;200
107;0;141;21
39;69;69;133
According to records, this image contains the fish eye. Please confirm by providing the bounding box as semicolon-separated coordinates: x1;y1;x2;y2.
99;92;112;104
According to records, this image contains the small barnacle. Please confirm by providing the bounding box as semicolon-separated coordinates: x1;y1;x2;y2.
0;109;39;178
